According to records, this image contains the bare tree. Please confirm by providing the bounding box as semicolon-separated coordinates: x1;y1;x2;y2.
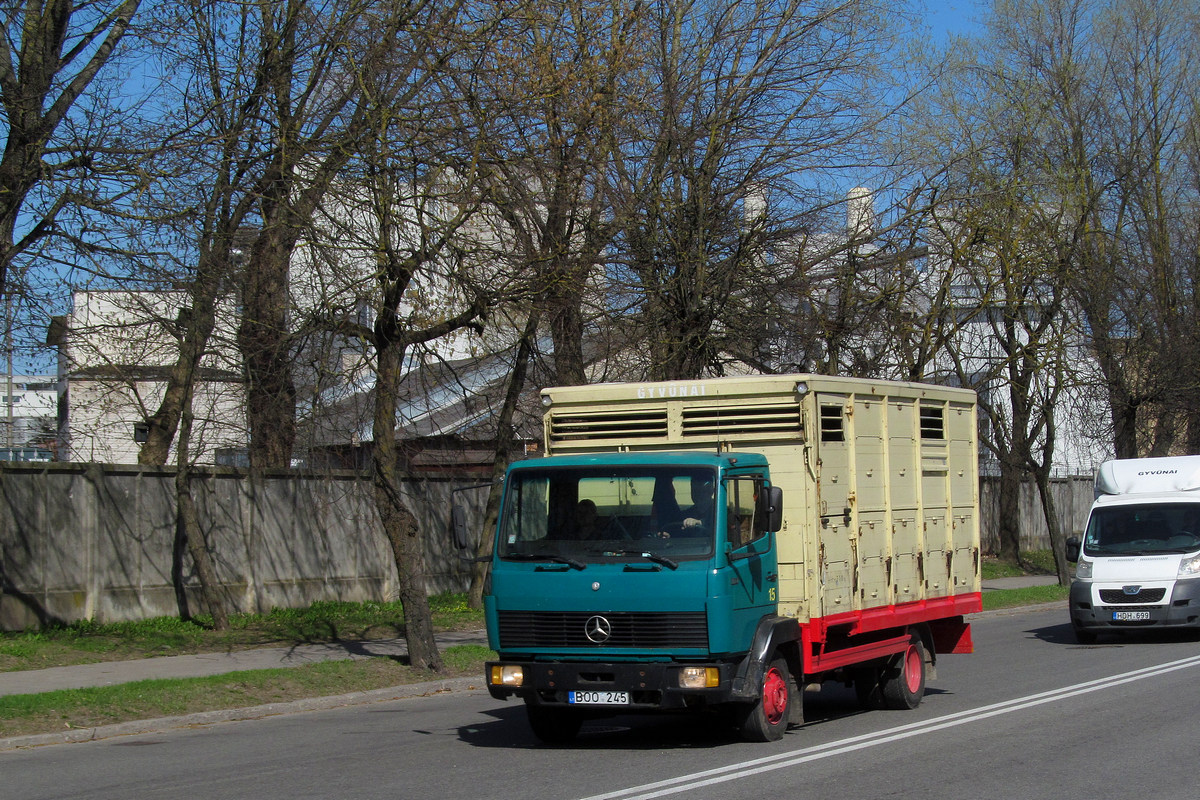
0;0;141;301
449;0;645;605
298;10;527;665
917;0;1143;572
612;0;913;381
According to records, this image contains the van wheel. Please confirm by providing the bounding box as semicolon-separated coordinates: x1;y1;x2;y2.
526;705;583;744
1072;624;1098;645
880;634;926;710
737;656;791;742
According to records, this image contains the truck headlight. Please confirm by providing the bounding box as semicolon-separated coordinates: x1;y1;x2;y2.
678;667;720;689
490;665;524;687
1075;558;1093;580
1178;555;1200;578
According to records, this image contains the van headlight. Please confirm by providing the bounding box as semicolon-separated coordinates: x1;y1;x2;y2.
1178;555;1200;578
1075;558;1093;580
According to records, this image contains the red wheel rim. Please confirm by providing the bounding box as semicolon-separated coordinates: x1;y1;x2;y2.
903;644;922;694
762;666;788;724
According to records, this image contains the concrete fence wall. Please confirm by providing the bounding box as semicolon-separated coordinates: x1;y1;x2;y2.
0;463;1092;631
0;463;486;631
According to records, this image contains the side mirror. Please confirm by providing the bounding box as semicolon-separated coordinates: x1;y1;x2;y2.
757;486;783;533
452;504;472;550
1065;536;1081;563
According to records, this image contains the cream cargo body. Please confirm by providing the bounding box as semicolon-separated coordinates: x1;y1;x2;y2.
475;374;982;742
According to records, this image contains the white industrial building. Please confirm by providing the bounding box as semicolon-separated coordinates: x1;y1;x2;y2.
0;373;57;461
47;290;247;465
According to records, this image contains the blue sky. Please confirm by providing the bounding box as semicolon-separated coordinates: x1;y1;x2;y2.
924;0;985;39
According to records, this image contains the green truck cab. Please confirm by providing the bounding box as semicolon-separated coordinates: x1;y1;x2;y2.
485;451;790;741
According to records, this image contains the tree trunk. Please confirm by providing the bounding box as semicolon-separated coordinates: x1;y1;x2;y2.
175;405;229;630
1033;469;1071;586
375;481;442;669
238;224;297;468
469;312;541;608
995;457;1023;564
139;261;225;465
372;336;443;671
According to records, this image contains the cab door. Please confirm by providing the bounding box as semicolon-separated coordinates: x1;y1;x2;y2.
723;475;778;643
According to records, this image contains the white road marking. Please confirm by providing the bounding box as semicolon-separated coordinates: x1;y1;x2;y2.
578;653;1200;800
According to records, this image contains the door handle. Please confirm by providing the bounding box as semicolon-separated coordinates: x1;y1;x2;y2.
766;572;778;582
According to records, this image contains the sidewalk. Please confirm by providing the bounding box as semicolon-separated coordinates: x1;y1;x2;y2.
0;629;488;698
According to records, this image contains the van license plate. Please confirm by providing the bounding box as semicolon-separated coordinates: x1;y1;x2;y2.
568;690;629;705
1112;610;1151;621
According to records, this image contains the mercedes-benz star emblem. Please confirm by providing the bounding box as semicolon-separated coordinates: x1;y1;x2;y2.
585;615;612;644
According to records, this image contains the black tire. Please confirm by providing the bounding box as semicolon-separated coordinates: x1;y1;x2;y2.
737;656;792;742
880;634;927;710
1072;624;1098;645
526;705;583;744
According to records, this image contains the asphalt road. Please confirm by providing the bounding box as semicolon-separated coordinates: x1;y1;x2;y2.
4;604;1198;800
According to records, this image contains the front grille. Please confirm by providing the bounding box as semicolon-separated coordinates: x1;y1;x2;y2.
497;610;708;649
1099;587;1167;604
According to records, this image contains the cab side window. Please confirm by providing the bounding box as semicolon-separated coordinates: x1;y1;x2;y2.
727;478;768;549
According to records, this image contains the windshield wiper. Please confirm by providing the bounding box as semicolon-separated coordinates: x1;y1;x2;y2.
504;552;586;570
600;549;679;570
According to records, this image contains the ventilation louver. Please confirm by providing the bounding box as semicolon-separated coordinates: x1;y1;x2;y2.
681;404;802;438
547;410;669;443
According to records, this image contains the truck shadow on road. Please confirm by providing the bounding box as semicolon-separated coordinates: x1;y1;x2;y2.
457;684;951;749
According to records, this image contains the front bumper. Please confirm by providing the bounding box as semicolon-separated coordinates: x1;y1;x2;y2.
1069;579;1200;632
485;660;744;710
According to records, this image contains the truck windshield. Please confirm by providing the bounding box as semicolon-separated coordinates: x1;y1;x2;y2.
1083;504;1200;555
497;465;718;563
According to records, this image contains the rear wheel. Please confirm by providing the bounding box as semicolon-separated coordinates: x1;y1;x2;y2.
526;704;583;744
737;656;792;742
880;634;927;710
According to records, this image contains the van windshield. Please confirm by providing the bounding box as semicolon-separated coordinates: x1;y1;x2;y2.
497;466;719;563
1083;504;1200;555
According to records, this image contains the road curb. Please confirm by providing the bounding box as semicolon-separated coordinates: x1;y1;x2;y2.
0;676;484;752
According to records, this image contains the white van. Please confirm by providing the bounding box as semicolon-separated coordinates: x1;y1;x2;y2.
1067;456;1200;643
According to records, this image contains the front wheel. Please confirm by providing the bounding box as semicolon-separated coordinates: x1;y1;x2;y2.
526;704;583;744
737;656;793;742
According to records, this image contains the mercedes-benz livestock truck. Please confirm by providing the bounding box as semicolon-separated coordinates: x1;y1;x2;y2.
471;374;981;742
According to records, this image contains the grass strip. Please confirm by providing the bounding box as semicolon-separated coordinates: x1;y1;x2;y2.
982;583;1068;610
1;593;484;672
0;644;494;740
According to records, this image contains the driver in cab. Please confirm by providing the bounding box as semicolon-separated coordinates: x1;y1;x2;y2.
656;476;714;538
